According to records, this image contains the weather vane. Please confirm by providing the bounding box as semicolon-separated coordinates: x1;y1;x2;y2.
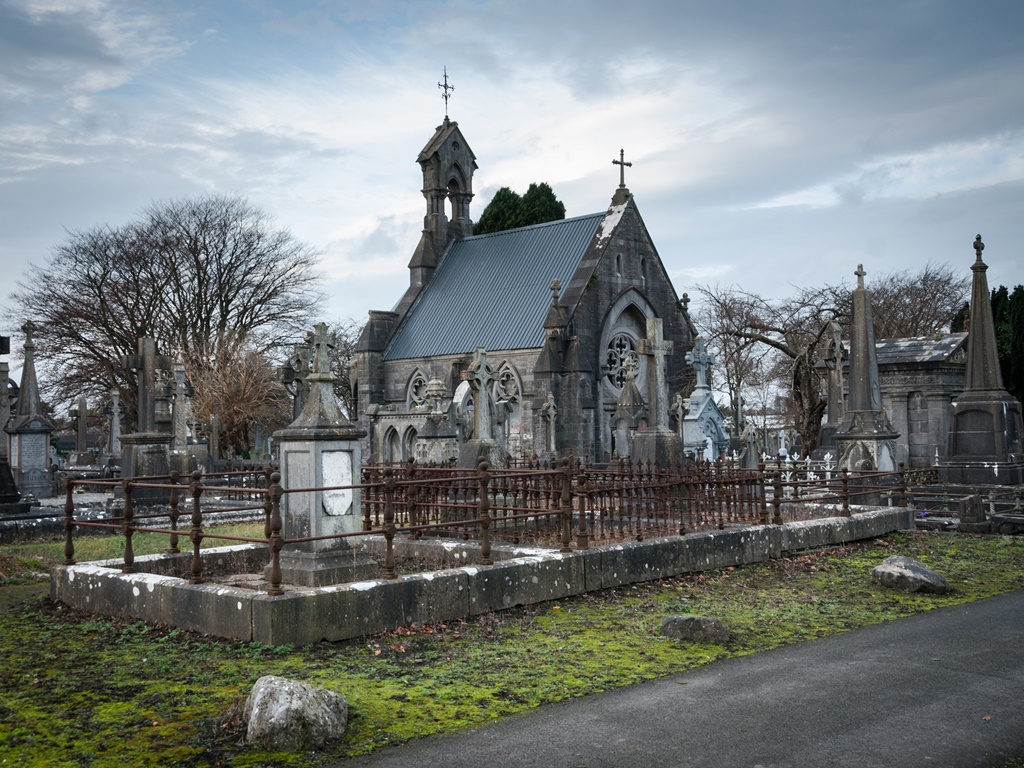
438;67;454;119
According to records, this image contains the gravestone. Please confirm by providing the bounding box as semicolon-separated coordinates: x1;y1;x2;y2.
457;347;507;468
273;323;375;586
834;266;899;472
102;388;124;462
679;336;730;460
5;322;55;499
120;337;173;503
632;317;682;464
940;236;1024;484
68;396;96;466
0;340;26;509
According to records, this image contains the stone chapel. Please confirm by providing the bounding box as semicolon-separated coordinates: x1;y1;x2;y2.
354;117;697;465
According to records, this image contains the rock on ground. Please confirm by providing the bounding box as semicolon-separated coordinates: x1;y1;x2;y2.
871;555;951;594
661;615;730;645
244;675;348;752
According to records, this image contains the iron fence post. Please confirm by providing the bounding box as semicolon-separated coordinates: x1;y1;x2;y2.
560;457;573;553
267;471;284;596
63;482;76;565
478;459;493;565
383;467;397;579
772;472;783;526
189;470;204;584
168;470;181;554
841;469;850;517
121;479;135;573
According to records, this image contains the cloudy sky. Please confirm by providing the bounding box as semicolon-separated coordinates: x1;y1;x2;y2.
2;0;1022;343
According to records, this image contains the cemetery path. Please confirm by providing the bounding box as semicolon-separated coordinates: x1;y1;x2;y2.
336;588;1024;768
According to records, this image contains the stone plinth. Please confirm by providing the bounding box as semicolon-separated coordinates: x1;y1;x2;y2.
272;323;375;586
120;432;173;506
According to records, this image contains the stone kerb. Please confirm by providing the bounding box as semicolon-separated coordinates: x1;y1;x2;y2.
51;507;915;646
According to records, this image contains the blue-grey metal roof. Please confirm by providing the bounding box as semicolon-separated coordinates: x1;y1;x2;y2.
384;213;604;360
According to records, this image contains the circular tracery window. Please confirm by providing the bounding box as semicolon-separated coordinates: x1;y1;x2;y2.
605;332;640;388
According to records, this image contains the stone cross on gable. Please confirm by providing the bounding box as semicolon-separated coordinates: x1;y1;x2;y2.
461;347;496;442
122;337;172;434
685;336;714;390
637;317;673;430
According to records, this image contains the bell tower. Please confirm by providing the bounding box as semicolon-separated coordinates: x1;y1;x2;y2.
409;116;478;287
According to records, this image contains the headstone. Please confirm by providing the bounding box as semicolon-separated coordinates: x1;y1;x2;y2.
941;235;1024;484
0;347;24;508
272;323;374;586
457;347;507;468
103;389;123;458
244;675;348;752
119;337;173;502
834;265;899;472
632;317;682;464
5;322;55;499
679;336;730;460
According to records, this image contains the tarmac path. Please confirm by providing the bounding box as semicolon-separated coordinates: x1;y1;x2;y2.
337;589;1024;768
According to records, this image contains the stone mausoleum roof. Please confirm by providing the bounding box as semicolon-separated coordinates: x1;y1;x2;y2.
384;212;605;360
873;333;967;366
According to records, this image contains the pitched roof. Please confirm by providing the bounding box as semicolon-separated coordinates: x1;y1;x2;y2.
874;333;968;365
384;213;604;360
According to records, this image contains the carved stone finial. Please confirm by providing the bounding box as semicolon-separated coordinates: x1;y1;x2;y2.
855;264;866;289
21;320;36;344
550;278;561;301
974;234;985;262
311;322;333;377
680;293;690;314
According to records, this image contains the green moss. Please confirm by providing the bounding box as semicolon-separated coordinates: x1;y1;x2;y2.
0;532;1021;766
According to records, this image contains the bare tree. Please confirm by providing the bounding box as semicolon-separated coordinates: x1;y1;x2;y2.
828;263;967;339
10;194;323;424
695;284;838;457
187;334;291;457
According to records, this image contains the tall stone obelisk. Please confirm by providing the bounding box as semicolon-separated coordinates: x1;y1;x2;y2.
941;235;1024;484
834;266;899;472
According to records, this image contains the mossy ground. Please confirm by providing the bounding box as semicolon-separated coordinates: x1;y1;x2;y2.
1;530;1022;767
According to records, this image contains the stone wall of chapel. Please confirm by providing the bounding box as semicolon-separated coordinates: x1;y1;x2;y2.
879;363;964;468
567;206;694;462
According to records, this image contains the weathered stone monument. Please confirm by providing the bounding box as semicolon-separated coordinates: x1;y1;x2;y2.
632;317;683;464
834;266;899;472
272;323;375;586
120;337;173;503
941;236;1024;484
613;363;646;459
5;322;55;498
0;334;26;509
679;336;730;460
101;388;124;466
457;347;507;468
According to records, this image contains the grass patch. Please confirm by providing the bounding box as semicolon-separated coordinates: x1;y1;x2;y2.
0;531;1021;766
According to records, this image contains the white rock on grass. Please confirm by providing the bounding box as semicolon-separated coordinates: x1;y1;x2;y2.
871;555;951;594
244;675;348;752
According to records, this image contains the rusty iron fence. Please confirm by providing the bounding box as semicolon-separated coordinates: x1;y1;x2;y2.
60;456;917;597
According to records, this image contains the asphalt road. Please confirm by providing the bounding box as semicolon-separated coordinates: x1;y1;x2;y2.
337;589;1024;768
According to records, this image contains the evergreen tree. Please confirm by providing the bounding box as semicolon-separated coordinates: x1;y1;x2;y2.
473;183;565;235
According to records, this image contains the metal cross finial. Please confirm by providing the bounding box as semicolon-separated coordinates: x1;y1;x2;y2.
612;148;632;188
855;264;866;289
974;234;985;262
438;67;454;119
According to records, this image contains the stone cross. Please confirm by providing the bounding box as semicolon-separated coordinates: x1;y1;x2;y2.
685;336;714;391
974;234;984;261
310;323;333;377
462;347;496;442
106;389;122;455
855;263;866;289
637;318;673;430
613;148;632;189
779;429;788;456
670;392;687;436
122;337;172;434
170;360;190;452
540;391;558;454
72;396;88;454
